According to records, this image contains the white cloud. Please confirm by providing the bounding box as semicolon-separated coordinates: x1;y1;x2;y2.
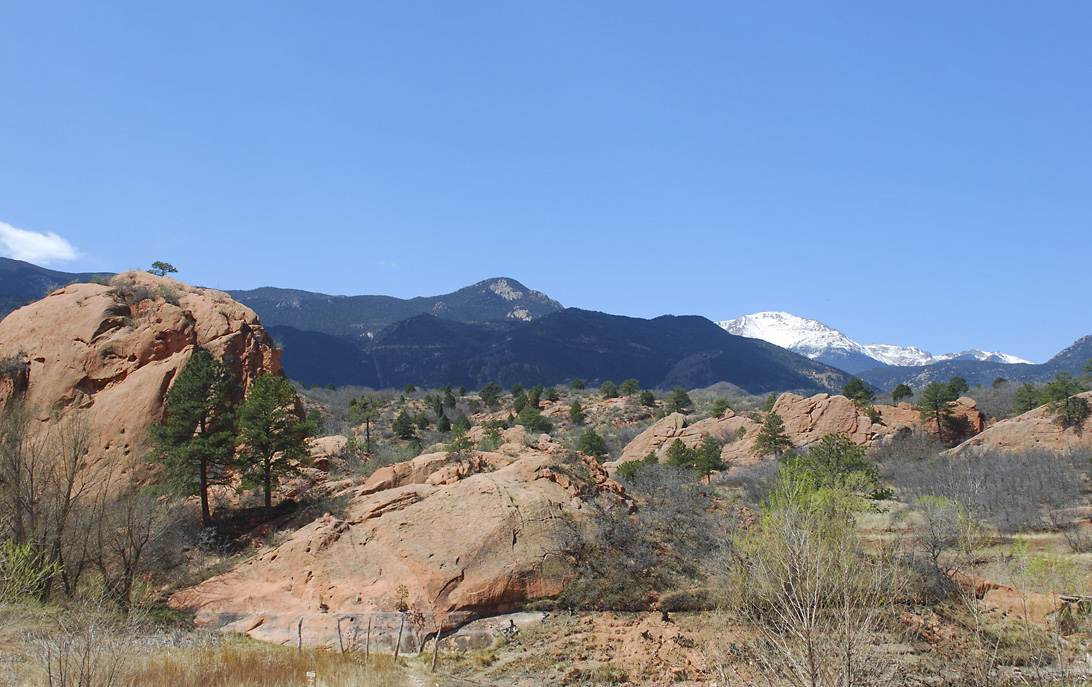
0;221;80;265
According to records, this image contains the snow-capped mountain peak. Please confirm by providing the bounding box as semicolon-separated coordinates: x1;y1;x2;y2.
719;312;869;358
718;311;1030;373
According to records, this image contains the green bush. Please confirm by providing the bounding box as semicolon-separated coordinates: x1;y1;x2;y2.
0;540;58;603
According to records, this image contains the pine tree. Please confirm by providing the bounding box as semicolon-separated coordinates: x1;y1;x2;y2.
915;382;957;444
150;350;237;527
479;382;502;407
347;394;382;450
693;434;726;483
842;378;875;407
236;374;310;517
947;376;969;398
753;411;793;458
619;379;640;396
666;386;692;414
600;380;619;399
1042;372;1090;428
1013;383;1042;415
569;400;585;424
577;429;608;460
516;403;552;433
664;438;694;467
791;432;877;493
891;383;913;405
392;411;417;440
452;414;471;434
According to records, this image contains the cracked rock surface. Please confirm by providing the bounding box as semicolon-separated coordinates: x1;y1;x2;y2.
169;446;624;648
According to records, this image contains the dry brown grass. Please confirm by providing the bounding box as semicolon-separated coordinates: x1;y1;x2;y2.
121;639;406;687
6;625;407;687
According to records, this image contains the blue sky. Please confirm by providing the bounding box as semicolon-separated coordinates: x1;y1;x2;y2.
1;2;1088;363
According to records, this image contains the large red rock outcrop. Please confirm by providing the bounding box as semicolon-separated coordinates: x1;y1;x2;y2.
0;271;282;477
611;393;987;470
168;447;623;649
947;392;1092;455
607;411;757;469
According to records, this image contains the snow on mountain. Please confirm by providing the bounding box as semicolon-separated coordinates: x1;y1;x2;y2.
720;312;869;358
717;311;1030;373
934;350;1032;365
863;343;933;367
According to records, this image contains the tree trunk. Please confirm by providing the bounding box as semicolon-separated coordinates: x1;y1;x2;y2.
264;456;272;517
199;458;212;528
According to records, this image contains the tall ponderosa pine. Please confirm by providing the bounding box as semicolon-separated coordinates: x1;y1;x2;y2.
753;411;793;458
150;350;237;527
237;374;311;516
915;382;957;444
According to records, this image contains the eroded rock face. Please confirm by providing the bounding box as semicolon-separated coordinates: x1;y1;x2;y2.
168;448;623;648
947;392;1092;455
0;271;282;477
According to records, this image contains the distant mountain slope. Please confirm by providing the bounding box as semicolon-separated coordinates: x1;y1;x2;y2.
0;257;112;320
719;311;1031;374
348;309;848;393
857;335;1092;390
229;277;563;341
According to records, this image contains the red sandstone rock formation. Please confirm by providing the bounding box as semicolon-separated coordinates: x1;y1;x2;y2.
168;447;624;648
947;391;1092;455
0;271;283;476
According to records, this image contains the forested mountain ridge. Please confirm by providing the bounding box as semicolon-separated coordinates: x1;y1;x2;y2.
227;277;563;340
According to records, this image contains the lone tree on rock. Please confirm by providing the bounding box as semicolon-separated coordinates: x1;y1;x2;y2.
150;350;237;528
753;411;793;458
237;374;311;517
149;261;177;277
